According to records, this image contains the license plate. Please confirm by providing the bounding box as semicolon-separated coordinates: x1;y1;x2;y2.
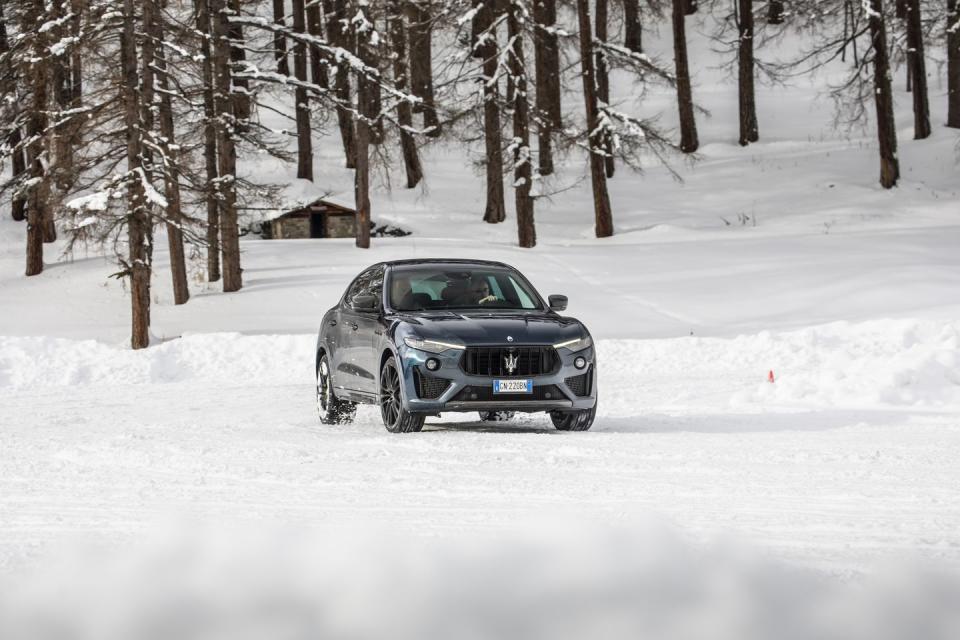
493;379;533;394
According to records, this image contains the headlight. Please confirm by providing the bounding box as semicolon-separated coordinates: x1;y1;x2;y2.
553;335;593;352
403;336;466;354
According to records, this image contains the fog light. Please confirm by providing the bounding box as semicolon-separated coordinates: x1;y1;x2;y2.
425;358;440;371
574;356;587;370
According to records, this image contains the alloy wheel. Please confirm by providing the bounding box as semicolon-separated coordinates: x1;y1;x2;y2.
380;363;402;427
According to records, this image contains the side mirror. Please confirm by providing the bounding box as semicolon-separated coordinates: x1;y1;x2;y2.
548;294;568;312
351;293;379;312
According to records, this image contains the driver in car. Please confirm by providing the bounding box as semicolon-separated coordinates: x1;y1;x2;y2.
469;278;497;306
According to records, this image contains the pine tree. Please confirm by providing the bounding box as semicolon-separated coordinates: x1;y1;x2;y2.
623;0;643;53
475;0;507;224
353;1;378;249
768;0;785;24
272;0;290;74
211;0;243;290
533;0;561;176
949;0;960;128
868;0;899;188
389;0;424;188
196;0;221;282
508;0;535;248
292;0;314;179
595;0;615;177
407;1;442;136
903;0;930;139
576;0;614;237
737;0;759;145
673;0;699;153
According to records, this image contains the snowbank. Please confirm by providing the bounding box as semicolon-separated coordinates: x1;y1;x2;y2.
0;333;314;389
2;318;957;411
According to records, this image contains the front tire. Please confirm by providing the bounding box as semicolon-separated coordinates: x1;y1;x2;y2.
550;405;596;431
379;356;425;433
317;354;356;425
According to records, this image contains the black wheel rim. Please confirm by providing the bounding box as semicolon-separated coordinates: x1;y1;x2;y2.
380;364;401;427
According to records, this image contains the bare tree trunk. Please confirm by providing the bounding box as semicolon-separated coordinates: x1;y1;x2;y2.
25;0;49;276
227;0;251;124
272;0;289;75
476;0;506;224
737;0;758;146
121;0;150;348
595;0;614;177
0;2;26;222
305;0;327;89
672;0;698;153
50;0;75;229
292;0;313;180
154;8;190;305
69;0;82;101
407;1;441;136
868;0;899;188
354;4;376;249
326;0;356;168
212;0;243;290
470;0;484;57
139;0;158;321
534;0;560;175
196;0;220;282
508;2;535;248
576;0;614;238
949;0;960;128
389;0;424;188
768;0;784;24
10;128;26;221
904;0;930;139
623;0;642;52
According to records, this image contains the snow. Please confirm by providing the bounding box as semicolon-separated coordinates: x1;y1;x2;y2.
1;11;960;637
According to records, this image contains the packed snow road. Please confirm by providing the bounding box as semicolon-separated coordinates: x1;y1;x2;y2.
2;320;959;572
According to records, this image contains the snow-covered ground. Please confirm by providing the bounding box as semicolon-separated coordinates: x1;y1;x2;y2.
2;16;960;639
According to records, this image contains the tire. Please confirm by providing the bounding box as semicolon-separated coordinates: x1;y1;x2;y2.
317;353;357;425
550;405;596;431
478;411;515;422
379;356;425;433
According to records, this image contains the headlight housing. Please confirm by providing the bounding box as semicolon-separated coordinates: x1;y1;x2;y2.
403;336;466;354
553;335;593;352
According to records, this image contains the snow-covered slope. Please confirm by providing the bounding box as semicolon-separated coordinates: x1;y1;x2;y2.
1;14;959;635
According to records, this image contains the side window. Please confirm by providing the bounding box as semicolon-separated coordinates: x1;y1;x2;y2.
344;265;385;309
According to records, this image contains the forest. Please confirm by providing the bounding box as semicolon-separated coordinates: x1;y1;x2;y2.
1;0;959;348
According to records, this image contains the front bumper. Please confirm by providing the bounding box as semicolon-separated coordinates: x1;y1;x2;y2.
399;344;598;414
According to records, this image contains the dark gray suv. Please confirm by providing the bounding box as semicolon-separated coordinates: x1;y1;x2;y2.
315;259;597;432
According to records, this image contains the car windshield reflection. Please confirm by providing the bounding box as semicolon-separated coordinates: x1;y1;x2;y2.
389;267;543;312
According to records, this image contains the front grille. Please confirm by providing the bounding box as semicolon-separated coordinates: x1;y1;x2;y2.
452;384;564;402
564;369;592;397
460;346;559;377
414;370;451;399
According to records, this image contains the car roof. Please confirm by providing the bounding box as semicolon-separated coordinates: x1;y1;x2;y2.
383;259;513;269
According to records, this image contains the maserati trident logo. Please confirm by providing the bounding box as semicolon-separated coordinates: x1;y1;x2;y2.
504;352;518;374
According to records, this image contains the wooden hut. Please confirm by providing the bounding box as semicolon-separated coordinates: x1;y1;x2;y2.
263;198;356;239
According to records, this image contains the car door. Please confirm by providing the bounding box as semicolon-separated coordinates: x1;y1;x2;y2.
337;265;384;396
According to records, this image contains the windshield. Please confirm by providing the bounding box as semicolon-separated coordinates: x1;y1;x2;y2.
388;266;543;311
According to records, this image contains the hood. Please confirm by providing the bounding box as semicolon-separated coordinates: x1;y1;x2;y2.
397;311;586;346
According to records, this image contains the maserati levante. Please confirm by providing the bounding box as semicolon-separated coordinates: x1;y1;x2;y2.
315;259;597;432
